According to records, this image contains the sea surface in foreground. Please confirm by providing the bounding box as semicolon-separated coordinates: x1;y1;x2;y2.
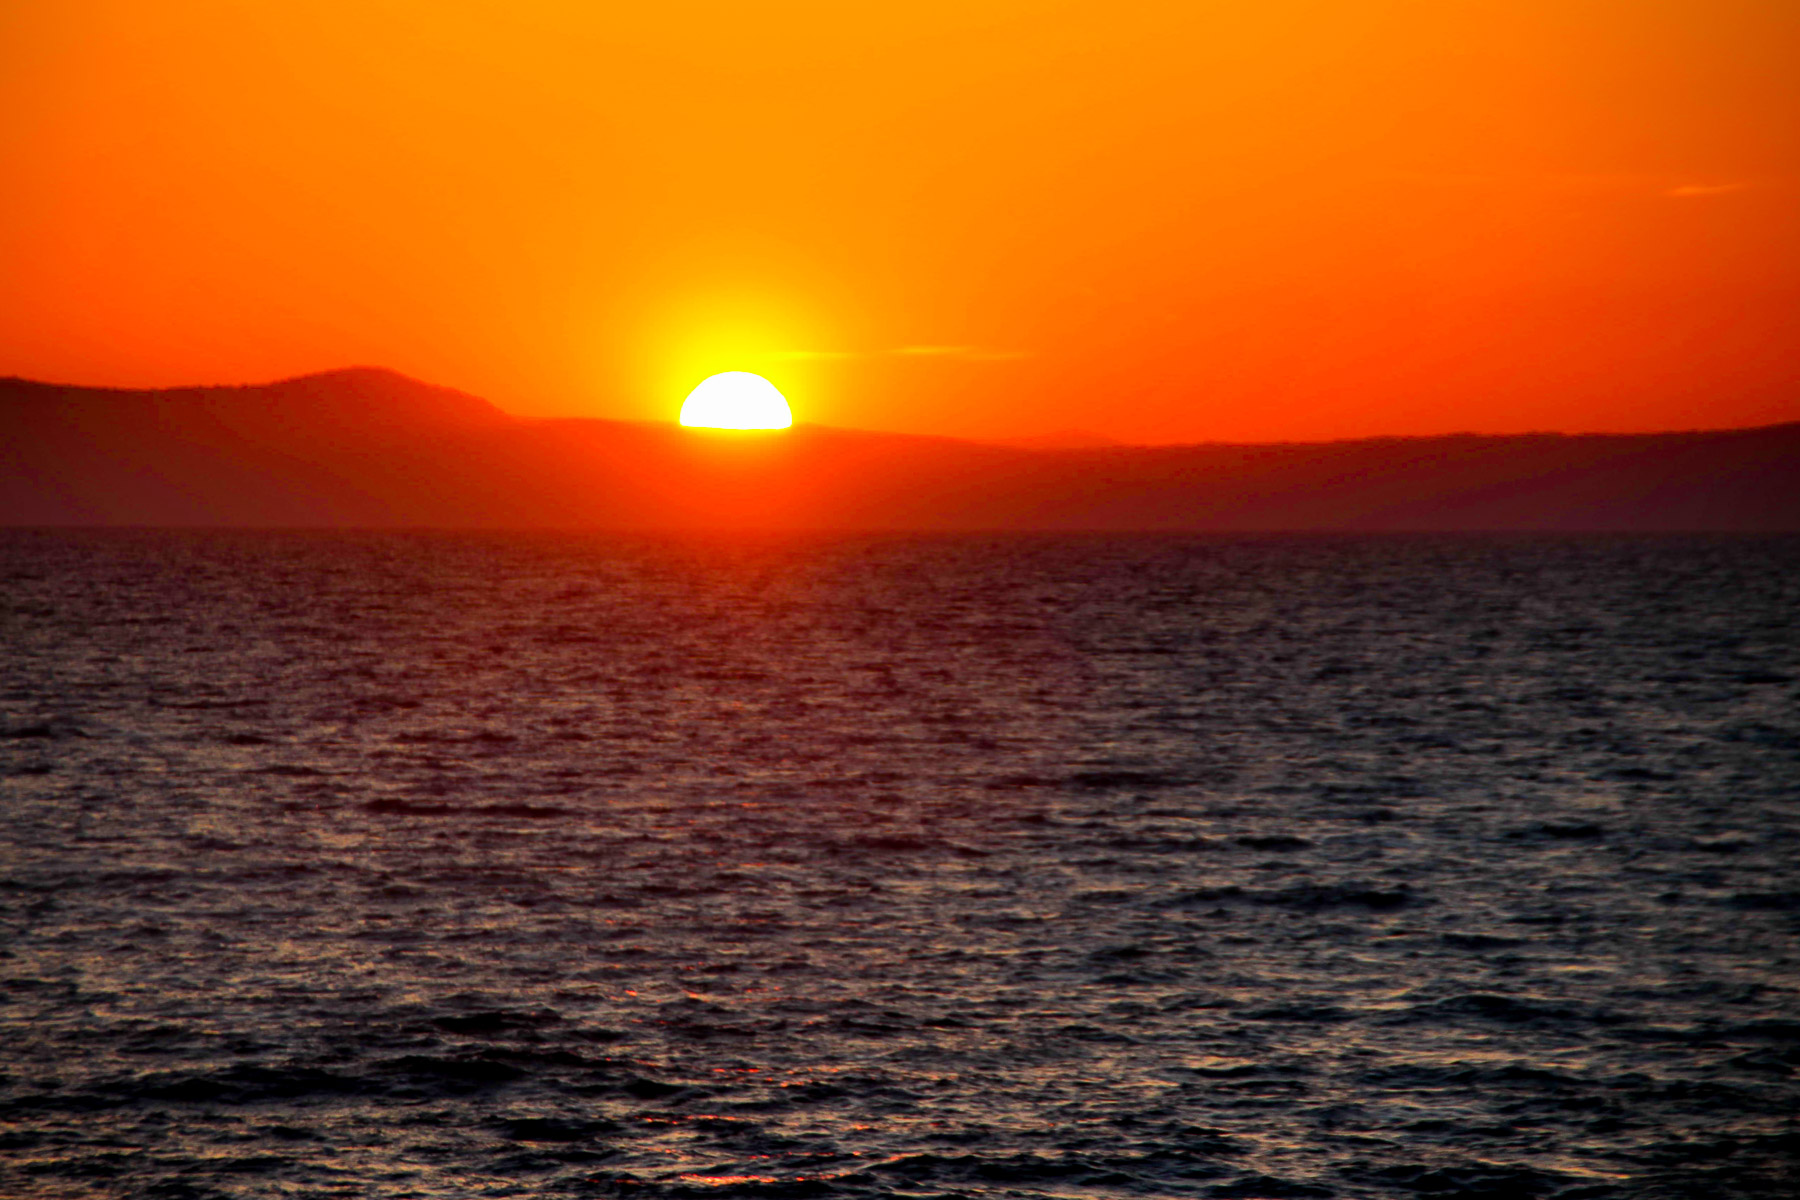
1;531;1797;1200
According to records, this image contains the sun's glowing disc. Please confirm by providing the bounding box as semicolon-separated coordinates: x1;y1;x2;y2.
679;372;793;430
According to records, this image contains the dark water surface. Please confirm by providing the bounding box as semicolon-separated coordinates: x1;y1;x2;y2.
2;532;1797;1199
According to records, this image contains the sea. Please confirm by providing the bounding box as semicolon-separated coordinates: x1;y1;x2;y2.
1;531;1796;1200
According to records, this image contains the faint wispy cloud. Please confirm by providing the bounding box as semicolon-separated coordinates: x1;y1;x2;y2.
1666;182;1750;198
763;345;1033;364
765;349;859;361
891;345;1032;362
893;344;970;356
1376;172;1760;200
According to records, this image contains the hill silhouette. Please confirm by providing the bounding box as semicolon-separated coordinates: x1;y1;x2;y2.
3;369;1797;530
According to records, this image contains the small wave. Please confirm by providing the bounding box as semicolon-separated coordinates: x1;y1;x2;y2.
379;1054;528;1092
1240;1003;1353;1023
434;1008;563;1036
493;1115;623;1141
1165;882;1416;911
1237;834;1313;850
1341;1162;1572;1197
1206;1173;1333;1197
362;798;570;818
1066;769;1184;790
1357;1062;1588;1090
1727;891;1800;911
1506;821;1607;841
1387;993;1587;1026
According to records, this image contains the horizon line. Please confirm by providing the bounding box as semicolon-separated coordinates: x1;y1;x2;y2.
4;365;1795;451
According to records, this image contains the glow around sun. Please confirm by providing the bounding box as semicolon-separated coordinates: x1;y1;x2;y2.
679;372;793;430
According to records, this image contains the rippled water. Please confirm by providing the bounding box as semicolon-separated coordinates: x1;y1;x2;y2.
2;531;1797;1199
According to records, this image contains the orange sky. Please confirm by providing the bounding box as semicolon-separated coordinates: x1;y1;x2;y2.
2;1;1796;443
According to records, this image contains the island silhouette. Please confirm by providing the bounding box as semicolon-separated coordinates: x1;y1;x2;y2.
3;368;1796;530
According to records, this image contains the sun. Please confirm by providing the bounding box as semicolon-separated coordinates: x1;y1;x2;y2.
679;372;793;430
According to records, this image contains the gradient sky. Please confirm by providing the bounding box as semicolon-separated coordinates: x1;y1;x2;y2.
2;1;1796;442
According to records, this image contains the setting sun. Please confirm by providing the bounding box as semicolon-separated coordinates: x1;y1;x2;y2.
679;372;793;430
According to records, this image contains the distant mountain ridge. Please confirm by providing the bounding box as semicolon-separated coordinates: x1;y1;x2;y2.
1;367;509;437
3;369;1797;530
